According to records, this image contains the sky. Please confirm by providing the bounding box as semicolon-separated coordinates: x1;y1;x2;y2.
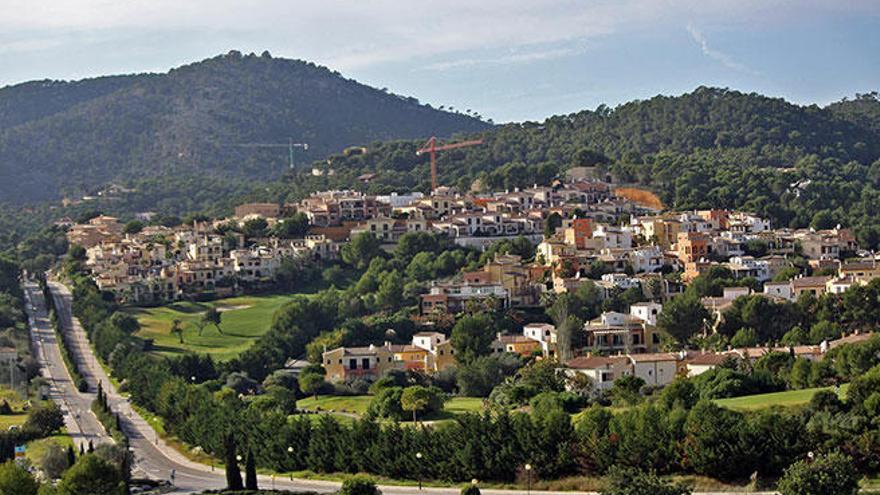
0;0;877;123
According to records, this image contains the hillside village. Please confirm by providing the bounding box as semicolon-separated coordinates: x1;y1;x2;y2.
64;177;880;396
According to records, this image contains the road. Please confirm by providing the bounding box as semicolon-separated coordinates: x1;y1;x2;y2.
26;281;771;495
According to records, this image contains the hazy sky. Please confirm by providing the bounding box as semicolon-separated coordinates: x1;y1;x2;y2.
0;0;877;122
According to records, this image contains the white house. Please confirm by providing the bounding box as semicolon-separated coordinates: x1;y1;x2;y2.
630;302;663;326
763;281;794;301
564;356;632;393
627;353;679;387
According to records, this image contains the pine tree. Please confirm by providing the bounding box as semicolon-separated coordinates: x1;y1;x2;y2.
224;433;243;490
245;448;258;490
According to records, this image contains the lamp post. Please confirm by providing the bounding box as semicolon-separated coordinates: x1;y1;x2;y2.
416;452;423;490
288;446;294;481
524;463;532;495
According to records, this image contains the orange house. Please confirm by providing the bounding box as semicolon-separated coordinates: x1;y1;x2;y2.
676;231;712;264
564;218;593;249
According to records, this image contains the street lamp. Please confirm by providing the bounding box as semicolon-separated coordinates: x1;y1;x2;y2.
288;446;294;481
416;452;423;490
524;463;532;495
807;451;815;462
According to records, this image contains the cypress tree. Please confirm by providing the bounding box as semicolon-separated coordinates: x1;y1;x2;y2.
87;440;94;453
245;447;258;490
79;443;84;456
67;445;76;467
224;433;243;490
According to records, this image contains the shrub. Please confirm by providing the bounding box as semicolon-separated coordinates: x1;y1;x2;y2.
600;466;691;495
777;452;859;495
340;475;381;495
461;484;481;495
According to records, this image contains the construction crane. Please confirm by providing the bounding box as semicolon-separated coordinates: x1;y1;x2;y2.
226;138;309;168
416;136;483;191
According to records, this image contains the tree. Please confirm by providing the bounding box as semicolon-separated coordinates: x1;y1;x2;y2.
58;455;125;495
201;307;223;335
299;371;326;400
400;386;445;422
657;295;710;344
544;212;563;237
610;375;645;406
122;221;143;235
0;460;39;495
24;402;65;437
109;312;139;334
730;327;758;348
683;401;752;480
224;433;243;490
242;217;269;238
777;452;859;495
245;448;258;490
600;466;691;495
451;312;495;363
342;233;383;270
376;270;404;310
170;319;184;344
555;315;581;362
271;212;310;238
40;443;71;480
456;354;524;397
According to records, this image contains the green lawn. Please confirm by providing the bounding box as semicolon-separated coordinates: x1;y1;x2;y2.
0;413;27;430
714;384;849;411
125;294;296;361
25;434;73;464
297;395;373;415
296;395;486;420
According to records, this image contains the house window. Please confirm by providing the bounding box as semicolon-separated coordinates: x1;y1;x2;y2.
362;358;370;370
348;359;357;369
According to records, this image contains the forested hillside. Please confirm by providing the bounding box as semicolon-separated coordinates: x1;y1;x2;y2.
259;87;880;247
0;50;488;204
3;86;880;256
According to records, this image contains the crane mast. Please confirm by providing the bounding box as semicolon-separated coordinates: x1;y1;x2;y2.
416;136;483;191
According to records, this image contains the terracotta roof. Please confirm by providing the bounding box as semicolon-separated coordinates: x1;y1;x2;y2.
687;352;738;366
791;276;832;288
627;352;679;363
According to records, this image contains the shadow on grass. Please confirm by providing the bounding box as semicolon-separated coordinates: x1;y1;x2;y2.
166;302;210;314
149;344;186;355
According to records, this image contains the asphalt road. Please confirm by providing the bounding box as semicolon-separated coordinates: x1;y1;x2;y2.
25;281;772;495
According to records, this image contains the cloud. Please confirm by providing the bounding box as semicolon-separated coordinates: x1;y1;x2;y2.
686;23;758;74
419;45;588;71
0;0;874;75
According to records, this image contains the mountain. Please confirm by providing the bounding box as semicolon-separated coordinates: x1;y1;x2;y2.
0;50;489;205
267;86;880;195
